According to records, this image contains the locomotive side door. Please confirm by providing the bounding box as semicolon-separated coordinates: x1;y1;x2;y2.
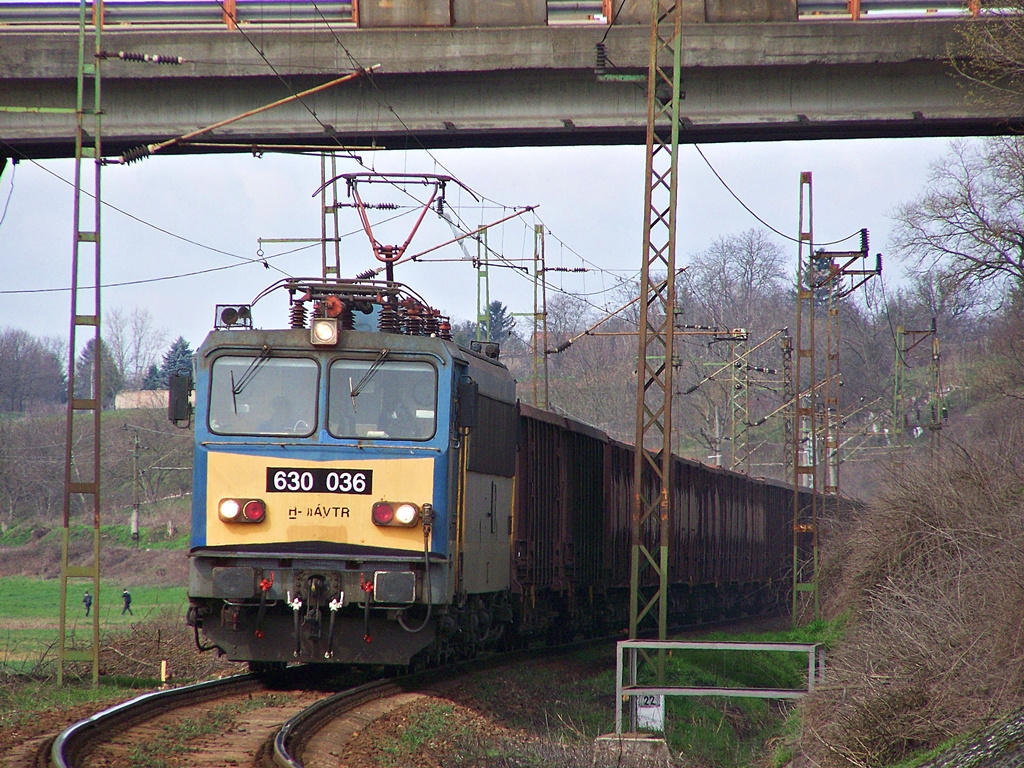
453;382;516;596
461;472;513;594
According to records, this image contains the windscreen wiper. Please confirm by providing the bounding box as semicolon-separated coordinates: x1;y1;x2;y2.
231;345;272;413
349;348;389;412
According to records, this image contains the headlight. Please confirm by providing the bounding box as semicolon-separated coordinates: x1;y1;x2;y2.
219;498;266;523
219;499;240;520
310;317;338;346
372;501;420;527
394;503;418;525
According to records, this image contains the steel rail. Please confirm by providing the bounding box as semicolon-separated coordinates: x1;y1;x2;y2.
51;672;268;768
273;643;603;767
273;614;788;767
274;677;401;768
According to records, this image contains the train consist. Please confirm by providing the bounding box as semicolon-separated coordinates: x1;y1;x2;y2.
175;277;801;670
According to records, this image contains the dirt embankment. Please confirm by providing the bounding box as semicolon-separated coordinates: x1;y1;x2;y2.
0;536;187;587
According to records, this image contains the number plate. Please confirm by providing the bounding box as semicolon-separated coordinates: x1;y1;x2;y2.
266;467;373;495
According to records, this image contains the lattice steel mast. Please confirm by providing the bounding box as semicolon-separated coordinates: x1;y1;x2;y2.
792;172;819;624
893;320;942;459
630;0;683;645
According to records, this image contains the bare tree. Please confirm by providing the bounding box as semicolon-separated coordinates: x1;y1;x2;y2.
955;6;1024;112
105;307;168;390
0;328;65;412
683;228;789;330
891;138;1024;304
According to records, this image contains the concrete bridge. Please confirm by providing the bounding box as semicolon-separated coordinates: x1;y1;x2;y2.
0;6;1012;160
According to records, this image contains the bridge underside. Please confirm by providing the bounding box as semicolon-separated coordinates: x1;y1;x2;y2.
0;22;1015;159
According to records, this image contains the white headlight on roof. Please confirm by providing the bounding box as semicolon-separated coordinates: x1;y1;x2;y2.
311;318;338;346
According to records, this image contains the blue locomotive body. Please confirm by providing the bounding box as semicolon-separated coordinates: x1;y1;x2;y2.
184;280;517;667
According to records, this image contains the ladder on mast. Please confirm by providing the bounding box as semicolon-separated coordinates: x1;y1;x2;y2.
59;0;103;687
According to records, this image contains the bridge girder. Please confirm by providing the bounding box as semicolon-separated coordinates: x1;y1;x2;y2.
0;21;1014;159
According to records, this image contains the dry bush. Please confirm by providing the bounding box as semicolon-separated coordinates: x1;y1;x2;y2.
792;423;1024;768
98;608;236;682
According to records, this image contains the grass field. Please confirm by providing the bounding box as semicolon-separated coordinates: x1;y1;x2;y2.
0;577;187;667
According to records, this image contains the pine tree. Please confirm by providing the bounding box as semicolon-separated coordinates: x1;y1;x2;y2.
487;301;518;343
142;363;162;390
74;338;125;410
158;337;194;387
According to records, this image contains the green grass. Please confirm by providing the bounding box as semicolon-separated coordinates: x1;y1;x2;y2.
465;619;844;768
0;576;187;667
374;702;459;766
0;522;189;550
654;619;845;768
128;694;294;768
0;676;159;732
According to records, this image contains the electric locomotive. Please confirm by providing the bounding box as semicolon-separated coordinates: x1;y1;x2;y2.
176;277;517;669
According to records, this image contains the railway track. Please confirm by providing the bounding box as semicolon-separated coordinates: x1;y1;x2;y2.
41;661;477;768
40;617;785;768
45;668;344;768
41;645;581;768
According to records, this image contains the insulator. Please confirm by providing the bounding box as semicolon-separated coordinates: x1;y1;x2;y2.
423;309;439;337
355;268;376;280
290;301;308;329
119;144;151;164
860;228;869;254
595;42;607;72
406;301;426;336
438;315;452;341
379;303;399;334
340;303;355;330
115;50;183;64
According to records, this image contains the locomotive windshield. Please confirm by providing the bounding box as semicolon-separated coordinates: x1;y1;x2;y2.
328;359;437;441
208;355;319;436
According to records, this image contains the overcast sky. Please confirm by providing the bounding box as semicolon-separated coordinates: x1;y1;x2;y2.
0;136;952;355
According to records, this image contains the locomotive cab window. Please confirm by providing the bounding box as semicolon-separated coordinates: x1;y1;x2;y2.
208;356;319;436
328;359;437;441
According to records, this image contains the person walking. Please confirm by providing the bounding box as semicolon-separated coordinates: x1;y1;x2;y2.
83;590;92;616
121;588;133;615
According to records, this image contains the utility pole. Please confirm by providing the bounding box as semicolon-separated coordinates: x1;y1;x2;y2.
131;430;141;545
475;227;491;341
792;172;819;626
814;228;880;524
59;0;103;688
792;174;880;626
893;319;942;460
532;225;549;408
320;153;342;280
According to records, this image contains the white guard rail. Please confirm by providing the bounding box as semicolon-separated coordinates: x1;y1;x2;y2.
615;640;825;734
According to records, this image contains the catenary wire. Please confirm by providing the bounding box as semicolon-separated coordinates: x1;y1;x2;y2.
0;243;318;295
0;162;15;231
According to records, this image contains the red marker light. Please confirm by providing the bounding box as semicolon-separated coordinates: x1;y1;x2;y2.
242;499;266;522
372;502;394;526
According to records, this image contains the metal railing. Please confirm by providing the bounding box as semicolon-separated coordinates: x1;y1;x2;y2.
0;0;996;27
0;1;354;27
615;640;825;734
